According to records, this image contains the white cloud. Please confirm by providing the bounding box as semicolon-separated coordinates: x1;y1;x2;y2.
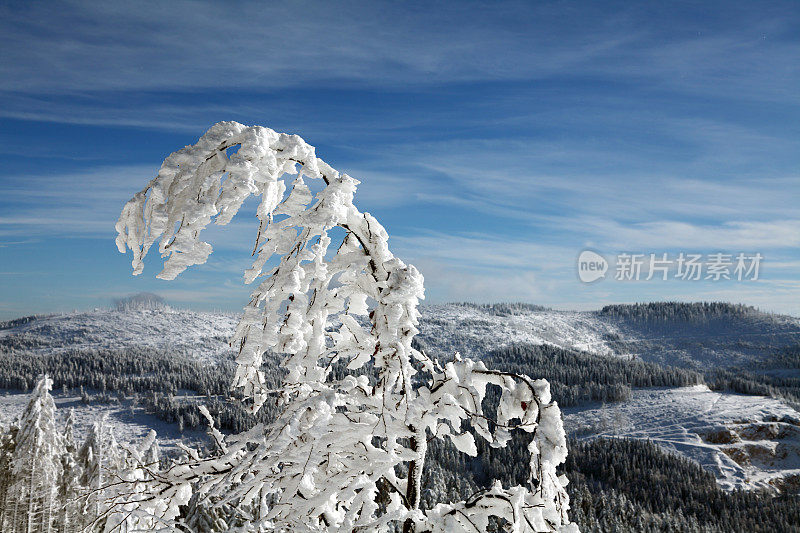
0;1;796;131
413;258;544;304
389;231;585;304
0;1;638;94
369;125;799;221
392;232;574;271
384;228;800;316
574;218;800;250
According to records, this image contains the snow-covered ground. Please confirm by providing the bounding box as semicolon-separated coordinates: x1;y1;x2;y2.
2;304;799;491
417;305;623;357
4;303;798;368
419;304;800;370
1;305;623;362
564;385;800;492
0;390;208;456
0;308;238;363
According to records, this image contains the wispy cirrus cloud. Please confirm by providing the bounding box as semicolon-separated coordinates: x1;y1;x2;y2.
1;1;799;129
350;125;799;253
390;229;800;315
1;0;798;317
0;1;638;93
583;218;800;250
0;165;154;237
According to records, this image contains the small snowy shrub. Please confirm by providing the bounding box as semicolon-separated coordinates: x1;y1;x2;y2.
117;122;578;532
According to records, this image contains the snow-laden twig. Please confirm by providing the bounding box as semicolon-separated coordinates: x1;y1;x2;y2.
116;122;578;532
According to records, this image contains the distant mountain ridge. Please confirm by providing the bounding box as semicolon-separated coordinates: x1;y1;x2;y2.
1;301;798;369
0;301;799;497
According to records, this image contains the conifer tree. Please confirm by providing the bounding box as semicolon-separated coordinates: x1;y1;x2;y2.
3;375;62;533
78;421;103;530
57;409;80;533
77;417;124;531
0;423;19;528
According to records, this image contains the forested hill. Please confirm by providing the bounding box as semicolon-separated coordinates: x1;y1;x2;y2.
0;300;796;423
599;301;760;322
594;302;800;369
1;301;799;531
416;301;800;371
2;300;799;375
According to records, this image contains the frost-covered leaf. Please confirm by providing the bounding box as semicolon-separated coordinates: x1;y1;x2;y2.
116;122;576;532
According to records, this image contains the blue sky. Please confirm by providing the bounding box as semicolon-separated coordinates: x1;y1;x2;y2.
1;0;798;319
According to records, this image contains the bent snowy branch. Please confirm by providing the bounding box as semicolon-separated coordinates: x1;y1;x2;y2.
116;121;577;532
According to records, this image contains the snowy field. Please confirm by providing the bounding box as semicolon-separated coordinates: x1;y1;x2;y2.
564;385;800;491
0;391;208;456
0;308;239;363
417;305;623;357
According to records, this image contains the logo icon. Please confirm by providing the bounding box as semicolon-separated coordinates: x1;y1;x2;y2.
577;250;608;283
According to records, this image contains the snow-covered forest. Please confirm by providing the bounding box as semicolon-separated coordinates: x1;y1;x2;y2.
3;0;799;531
0;122;797;532
0;375;161;532
1;301;799;531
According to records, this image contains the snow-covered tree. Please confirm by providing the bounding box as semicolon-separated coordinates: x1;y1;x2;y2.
102;429;168;533
56;409;81;533
116;121;578;532
0;423;19;527
77;421;103;531
77;416;126;532
2;375;62;533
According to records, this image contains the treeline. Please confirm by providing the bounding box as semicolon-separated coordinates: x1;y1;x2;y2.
134;339;697;457
0;315;46;330
137;391;279;434
0;341;704;432
600;302;759;323
450;302;550;316
768;343;800;369
113;292;168;312
0;345;291;435
0;347;237;396
484;343;701;407
564;438;800;532
705;344;800;406
706;367;800;407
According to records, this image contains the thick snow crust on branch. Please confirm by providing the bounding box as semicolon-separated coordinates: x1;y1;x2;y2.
117;121;578;532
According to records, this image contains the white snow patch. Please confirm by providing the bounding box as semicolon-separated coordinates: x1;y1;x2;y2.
419;305;622;357
0;391;207;455
565;385;800;491
0;308;238;363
